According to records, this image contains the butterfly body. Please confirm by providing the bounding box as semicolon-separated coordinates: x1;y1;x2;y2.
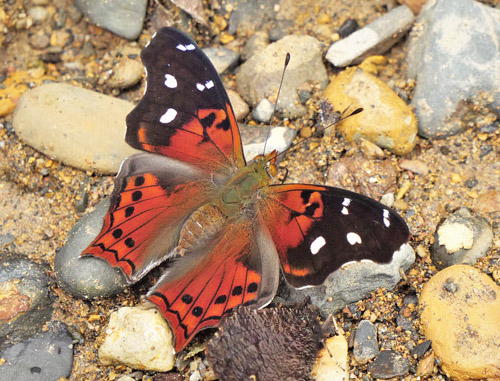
81;27;410;353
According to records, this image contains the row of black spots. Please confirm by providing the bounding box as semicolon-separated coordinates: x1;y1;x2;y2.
181;281;259;317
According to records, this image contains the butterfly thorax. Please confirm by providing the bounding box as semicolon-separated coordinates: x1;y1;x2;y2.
176;152;278;254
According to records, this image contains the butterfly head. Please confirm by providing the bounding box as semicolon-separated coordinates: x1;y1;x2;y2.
252;150;278;180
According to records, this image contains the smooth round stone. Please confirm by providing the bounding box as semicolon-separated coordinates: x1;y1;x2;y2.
323;67;417;155
13;83;140;174
109;59;144;89
0;254;52;349
420;265;500;379
54;198;128;299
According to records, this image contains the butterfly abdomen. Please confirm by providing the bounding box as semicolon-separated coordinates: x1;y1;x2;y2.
176;203;227;255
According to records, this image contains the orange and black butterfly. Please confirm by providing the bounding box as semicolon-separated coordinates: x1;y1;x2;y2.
81;27;410;352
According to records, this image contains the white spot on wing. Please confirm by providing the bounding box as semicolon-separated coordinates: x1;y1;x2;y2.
196;83;205;91
346;232;362;245
164;74;177;88
176;44;187;51
205;80;214;89
142;67;149;96
383;209;391;228
310;236;326;255
342;198;351;206
186;44;195;50
341;207;349;215
159;108;177;124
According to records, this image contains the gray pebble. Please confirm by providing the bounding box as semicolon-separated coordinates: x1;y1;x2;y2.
252;99;274;123
353;320;379;364
368;350;411;378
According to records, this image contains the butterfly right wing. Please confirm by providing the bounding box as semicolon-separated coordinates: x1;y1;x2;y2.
148;217;280;352
80;153;215;283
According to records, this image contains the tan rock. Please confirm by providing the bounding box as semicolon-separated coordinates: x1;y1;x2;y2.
99;306;175;372
13;83;141;174
420;265;500;379
227;89;249;121
323;67;417;155
312;334;349;381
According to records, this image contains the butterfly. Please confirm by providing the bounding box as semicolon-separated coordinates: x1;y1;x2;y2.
81;27;410;353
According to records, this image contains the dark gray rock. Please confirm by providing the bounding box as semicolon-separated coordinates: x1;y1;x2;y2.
407;0;500;138
368;350;411;379
430;207;493;269
75;0;147;40
0;254;52;349
326;5;414;67
353;320;379;364
202;47;239;74
410;340;432;359
0;323;73;381
278;243;415;315
54;198;128;299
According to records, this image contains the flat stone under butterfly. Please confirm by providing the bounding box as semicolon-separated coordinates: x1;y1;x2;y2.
81;27;410;352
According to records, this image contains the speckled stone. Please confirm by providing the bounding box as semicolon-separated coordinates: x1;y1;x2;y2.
323;67;417;155
99;306;175;371
420;265;500;379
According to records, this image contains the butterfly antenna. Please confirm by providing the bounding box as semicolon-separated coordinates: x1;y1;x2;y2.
274;107;363;160
263;52;291;155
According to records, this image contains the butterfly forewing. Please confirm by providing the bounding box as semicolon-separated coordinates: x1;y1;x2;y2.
126;28;245;175
259;184;410;288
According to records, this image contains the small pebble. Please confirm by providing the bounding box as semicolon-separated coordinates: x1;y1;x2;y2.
368;350;411;378
353;320;379;364
109;59;144;89
399;159;429;175
252;99;274;123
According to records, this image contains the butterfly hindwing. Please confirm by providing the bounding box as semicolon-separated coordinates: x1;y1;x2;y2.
126;27;245;174
259;184;410;288
81;153;215;282
148;219;280;352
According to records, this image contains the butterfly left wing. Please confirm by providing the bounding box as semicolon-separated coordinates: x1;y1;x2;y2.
126;27;245;174
147;218;280;353
81;153;216;282
258;184;410;288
